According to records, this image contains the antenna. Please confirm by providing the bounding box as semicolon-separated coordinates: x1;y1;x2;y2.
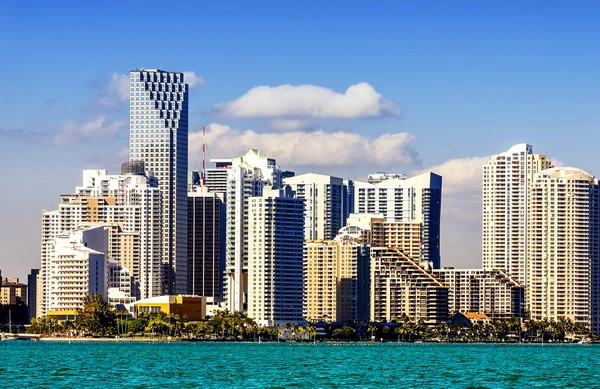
202;125;206;186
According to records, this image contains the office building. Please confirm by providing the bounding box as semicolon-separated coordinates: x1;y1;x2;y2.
527;167;600;334
284;173;353;241
304;236;370;322
370;247;449;324
188;188;225;299
482;143;553;285
247;187;305;326
28;269;39;323
354;172;442;268
435;268;524;320
0;276;28;325
128;69;189;295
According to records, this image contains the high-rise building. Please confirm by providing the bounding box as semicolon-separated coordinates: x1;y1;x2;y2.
304;235;370;322
27;269;39;323
482;144;553;285
188;189;225;300
219;149;283;312
46;226;109;313
37;168;162;317
370;247;449;324
435;268;524;320
247;187;305;326
354;172;442;268
128;69;189;295
284;173;353;241
527;167;600;333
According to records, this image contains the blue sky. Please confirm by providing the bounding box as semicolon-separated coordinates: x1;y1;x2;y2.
1;1;600;281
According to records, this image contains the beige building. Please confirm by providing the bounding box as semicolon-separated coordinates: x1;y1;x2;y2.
527;167;600;333
304;236;370;322
435;268;524;320
1;278;27;305
370;247;449;325
482;143;553;285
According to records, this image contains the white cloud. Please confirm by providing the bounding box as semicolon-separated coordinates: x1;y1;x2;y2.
214;82;401;119
266;119;310;131
96;73;130;107
183;71;205;87
53;115;126;144
191;123;419;167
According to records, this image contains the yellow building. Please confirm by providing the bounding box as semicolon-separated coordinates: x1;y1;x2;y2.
133;295;206;320
46;310;80;322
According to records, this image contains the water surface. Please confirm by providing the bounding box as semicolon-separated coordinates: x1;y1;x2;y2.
2;341;598;388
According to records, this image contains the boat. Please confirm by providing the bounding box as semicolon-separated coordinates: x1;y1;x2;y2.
1;310;17;341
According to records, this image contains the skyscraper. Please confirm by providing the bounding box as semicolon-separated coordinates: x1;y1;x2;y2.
247;187;305;326
354;172;442;268
482;144;552;285
27;269;39;323
284;173;353;241
220;149;283;312
188;189;225;300
128;69;189;295
527;167;600;333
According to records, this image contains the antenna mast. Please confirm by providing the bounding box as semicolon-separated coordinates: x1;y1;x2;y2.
201;125;206;186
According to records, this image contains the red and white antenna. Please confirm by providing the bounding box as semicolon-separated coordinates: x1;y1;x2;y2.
201;125;206;186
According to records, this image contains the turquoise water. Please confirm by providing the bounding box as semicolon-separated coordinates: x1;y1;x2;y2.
2;342;599;388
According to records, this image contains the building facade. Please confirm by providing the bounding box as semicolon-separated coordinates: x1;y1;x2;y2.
247;188;305;326
482;144;553;285
27;269;39;323
128;69;189;295
370;247;449;325
354;172;442;268
217;149;283;312
46;226;109;312
435;268;524;320
188;189;225;300
284;173;353;241
527;167;600;334
304;236;370;323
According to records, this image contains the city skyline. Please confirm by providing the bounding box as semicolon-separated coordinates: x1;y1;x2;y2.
2;2;600;282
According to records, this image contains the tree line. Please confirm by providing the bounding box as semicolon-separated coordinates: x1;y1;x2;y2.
27;294;596;342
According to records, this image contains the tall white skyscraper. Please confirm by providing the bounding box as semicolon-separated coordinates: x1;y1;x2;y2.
354;172;442;268
527;167;600;333
247;187;305;326
210;149;283;312
284;173;353;241
482;144;552;285
129;69;189;295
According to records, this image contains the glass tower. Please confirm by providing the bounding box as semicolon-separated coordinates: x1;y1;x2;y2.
129;69;189;295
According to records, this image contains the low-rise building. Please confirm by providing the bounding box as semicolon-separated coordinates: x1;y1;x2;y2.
133;295;206;321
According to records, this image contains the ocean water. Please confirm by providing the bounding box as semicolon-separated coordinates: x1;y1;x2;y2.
1;341;598;388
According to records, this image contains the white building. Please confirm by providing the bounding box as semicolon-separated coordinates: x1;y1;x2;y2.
354;172;442;268
37;167;162;317
128;68;189;295
247;187;305;326
367;172;407;184
46;226;109;313
215;149;283;312
482;143;552;285
284;173;353;241
527;167;600;333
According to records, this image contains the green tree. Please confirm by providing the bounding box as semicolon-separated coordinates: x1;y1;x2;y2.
76;294;116;337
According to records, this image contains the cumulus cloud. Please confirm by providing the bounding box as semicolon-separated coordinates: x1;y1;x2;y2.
266;119;311;131
191;123;419;167
53;115;126;144
183;71;205;87
214;83;401;119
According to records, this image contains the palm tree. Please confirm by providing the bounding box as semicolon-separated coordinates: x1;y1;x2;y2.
367;322;376;341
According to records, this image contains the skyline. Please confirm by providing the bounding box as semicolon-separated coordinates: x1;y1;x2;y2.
2;1;600;281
